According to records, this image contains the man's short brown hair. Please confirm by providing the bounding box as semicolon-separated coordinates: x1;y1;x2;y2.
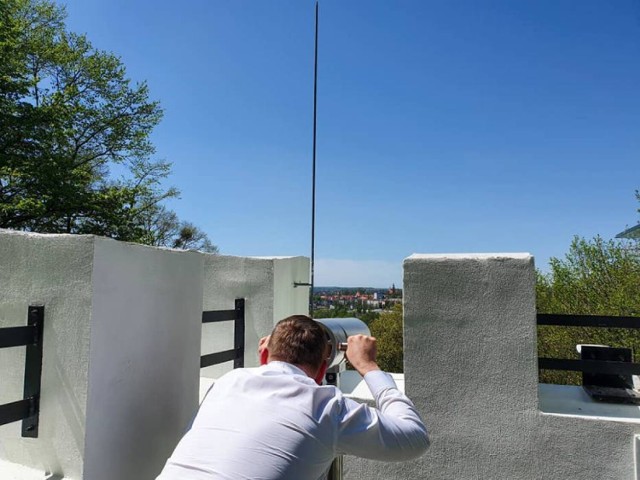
268;315;328;369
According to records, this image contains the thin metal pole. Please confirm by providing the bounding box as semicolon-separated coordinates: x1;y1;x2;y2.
326;368;343;480
310;0;319;316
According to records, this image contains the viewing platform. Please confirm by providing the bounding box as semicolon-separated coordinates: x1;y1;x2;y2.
1;231;639;479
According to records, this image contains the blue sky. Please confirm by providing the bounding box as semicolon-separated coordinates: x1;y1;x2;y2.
59;0;639;287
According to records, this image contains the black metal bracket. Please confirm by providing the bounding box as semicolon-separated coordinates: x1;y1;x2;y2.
0;305;44;437
201;299;245;369
23;306;44;436
233;299;245;369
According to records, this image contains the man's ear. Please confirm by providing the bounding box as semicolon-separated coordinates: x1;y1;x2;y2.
260;346;269;366
314;360;328;385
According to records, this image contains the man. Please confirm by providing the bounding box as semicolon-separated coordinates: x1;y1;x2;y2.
157;315;429;479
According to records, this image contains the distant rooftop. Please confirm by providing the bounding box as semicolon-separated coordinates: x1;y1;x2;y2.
616;224;640;239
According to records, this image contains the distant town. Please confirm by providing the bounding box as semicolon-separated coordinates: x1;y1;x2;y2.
312;285;402;316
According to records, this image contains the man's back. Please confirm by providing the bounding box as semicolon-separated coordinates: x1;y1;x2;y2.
156;318;429;480
158;362;343;480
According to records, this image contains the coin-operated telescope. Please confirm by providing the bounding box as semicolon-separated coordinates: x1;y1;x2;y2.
315;317;370;480
315;317;371;388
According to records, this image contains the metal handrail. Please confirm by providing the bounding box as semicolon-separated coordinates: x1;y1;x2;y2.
537;313;640;376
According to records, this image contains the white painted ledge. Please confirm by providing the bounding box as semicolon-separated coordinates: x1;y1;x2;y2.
0;459;59;480
199;377;216;404
340;371;405;401
406;252;531;260
539;384;640;424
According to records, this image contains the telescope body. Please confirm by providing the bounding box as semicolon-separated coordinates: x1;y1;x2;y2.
315;317;371;370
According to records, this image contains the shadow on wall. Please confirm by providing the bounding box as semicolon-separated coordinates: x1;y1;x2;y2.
54;356;85;457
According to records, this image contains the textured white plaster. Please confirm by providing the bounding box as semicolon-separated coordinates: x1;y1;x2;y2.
0;230;94;479
346;253;640;480
201;255;275;378
407;252;531;260
200;255;309;379
272;257;310;324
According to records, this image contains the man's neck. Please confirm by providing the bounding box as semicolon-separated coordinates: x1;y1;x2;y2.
268;359;319;381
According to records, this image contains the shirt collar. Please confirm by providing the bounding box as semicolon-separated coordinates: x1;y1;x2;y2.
263;361;309;377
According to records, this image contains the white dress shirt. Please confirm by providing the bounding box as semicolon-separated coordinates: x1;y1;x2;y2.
156;362;429;480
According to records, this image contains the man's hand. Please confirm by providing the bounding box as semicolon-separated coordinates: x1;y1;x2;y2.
345;335;380;376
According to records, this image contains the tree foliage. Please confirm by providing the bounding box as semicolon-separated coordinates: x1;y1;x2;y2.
0;0;216;252
536;235;640;384
369;304;403;373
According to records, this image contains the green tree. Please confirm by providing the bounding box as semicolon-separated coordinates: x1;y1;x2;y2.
0;0;216;251
149;209;219;253
369;304;403;373
536;235;640;384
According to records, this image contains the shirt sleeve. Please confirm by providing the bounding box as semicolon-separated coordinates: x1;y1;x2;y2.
335;370;430;461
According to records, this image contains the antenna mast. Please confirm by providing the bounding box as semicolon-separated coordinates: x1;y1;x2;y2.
310;0;319;315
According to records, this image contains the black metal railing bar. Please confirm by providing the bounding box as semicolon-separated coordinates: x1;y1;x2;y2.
200;350;237;368
0;305;44;437
0;325;38;349
201;299;245;369
537;313;640;376
538;358;640;376
537;313;640;329
202;309;238;324
0;399;33;427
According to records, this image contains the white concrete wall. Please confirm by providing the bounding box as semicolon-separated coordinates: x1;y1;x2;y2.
346;253;640;480
0;230;94;479
83;238;203;480
272;257;310;323
0;231;206;479
6;232;640;479
0;231;311;479
200;255;309;379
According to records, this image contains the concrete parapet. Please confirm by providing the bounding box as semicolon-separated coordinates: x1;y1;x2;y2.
0;230;203;479
402;253;538;479
200;255;309;379
0;230;310;479
9;236;638;479
347;253;640;480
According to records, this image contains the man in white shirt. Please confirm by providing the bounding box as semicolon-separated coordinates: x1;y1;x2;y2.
156;315;429;480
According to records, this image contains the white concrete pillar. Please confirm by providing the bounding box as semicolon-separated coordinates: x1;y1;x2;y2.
346;253;640;480
83;238;203;480
0;231;204;479
401;253;538;479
